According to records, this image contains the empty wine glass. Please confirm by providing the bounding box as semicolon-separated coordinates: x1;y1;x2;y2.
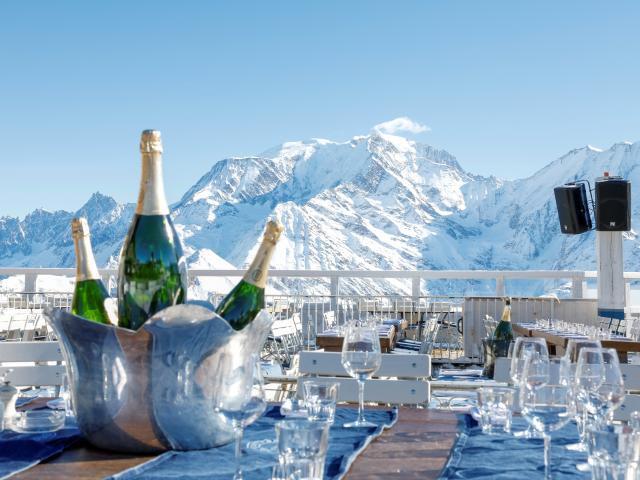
510;338;549;438
214;355;267;480
521;384;575;480
596;348;625;424
577;347;624;427
560;339;602;452
341;322;382;428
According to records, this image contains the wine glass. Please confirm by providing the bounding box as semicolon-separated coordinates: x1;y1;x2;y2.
341;322;382;428
595;348;625;424
214;355;267;480
577;347;624;427
510;338;549;438
560;339;602;452
521;383;575;480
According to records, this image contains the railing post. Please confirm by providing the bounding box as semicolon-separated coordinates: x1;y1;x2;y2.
495;276;505;297
411;277;421;305
571;274;584;299
24;273;37;304
330;276;340;313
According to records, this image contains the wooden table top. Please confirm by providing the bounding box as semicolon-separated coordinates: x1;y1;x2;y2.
316;327;397;353
12;408;459;480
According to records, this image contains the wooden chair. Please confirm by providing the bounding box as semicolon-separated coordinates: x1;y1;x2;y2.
0;341;65;387
297;351;431;405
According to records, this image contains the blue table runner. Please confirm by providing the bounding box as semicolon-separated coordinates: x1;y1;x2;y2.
0;419;80;480
108;406;397;480
438;415;589;479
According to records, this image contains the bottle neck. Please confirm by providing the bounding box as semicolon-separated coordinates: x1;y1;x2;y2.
74;234;101;282
136;152;170;215
501;305;511;322
242;239;278;289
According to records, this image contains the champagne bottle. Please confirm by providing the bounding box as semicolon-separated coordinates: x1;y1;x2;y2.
71;217;114;325
216;220;284;330
117;130;188;330
493;297;514;343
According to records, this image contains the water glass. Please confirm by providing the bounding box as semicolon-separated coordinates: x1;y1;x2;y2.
476;387;514;434
587;424;640;480
303;381;339;423
276;419;330;480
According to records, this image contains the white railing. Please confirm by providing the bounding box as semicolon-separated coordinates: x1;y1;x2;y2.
0;267;613;299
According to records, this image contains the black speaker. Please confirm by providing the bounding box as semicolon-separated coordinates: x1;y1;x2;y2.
554;183;592;234
595;176;631;231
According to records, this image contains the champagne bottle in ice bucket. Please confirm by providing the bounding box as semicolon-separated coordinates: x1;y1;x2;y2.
117;130;188;330
484;297;514;377
71;217;114;325
215;220;284;330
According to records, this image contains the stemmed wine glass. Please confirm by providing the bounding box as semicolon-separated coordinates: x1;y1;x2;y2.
510;337;549;438
559;339;601;452
576;347;624;427
521;354;575;480
341;322;382;428
214;355;267;480
589;348;625;424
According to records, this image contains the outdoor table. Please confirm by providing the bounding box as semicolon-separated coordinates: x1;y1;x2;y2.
315;325;397;353
513;322;640;361
11;408;459;480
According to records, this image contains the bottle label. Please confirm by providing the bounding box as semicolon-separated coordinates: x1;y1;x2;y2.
244;247;271;289
136;153;170;215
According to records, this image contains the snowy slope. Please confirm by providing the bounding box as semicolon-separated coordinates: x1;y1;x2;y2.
1;130;639;296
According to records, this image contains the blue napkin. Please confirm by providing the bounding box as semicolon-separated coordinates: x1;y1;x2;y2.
438;415;589;479
0;419;80;479
108;406;397;480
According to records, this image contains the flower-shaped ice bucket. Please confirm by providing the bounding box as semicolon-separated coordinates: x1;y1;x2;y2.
45;304;272;453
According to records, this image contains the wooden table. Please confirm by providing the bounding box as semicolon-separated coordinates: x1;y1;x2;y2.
316;327;397;353
513;323;640;361
12;408;459;480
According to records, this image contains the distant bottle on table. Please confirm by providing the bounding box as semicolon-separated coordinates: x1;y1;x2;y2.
216;220;284;330
493;297;514;343
117;130;188;330
71;217;114;325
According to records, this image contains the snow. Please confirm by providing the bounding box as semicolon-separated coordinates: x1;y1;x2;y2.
2;131;640;297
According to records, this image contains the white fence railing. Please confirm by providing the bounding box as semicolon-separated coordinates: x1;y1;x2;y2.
0;267;623;298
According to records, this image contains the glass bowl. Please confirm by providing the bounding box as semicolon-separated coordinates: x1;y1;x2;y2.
11;409;66;433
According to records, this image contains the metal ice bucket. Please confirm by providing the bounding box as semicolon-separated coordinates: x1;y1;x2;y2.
45;304;272;453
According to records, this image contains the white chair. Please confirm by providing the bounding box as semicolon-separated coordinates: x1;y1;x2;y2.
0;341;65;387
297;351;431;405
263;315;303;367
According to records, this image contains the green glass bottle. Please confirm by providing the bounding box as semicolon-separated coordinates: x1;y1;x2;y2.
216;220;284;330
71;217;114;325
117;130;188;330
493;297;514;343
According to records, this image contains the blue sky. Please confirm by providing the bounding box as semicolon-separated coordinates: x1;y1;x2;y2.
1;1;639;217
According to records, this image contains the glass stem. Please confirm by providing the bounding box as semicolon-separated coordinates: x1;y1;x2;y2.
233;424;243;480
579;410;587;444
543;434;551;480
357;378;366;424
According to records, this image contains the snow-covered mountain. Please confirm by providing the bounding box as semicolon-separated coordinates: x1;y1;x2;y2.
1;130;639;295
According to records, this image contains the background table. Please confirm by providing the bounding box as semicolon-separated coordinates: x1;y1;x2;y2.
513;323;640;361
316;326;397;353
11;408;458;480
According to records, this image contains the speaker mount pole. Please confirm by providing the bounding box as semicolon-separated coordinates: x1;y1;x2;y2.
597;230;626;327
